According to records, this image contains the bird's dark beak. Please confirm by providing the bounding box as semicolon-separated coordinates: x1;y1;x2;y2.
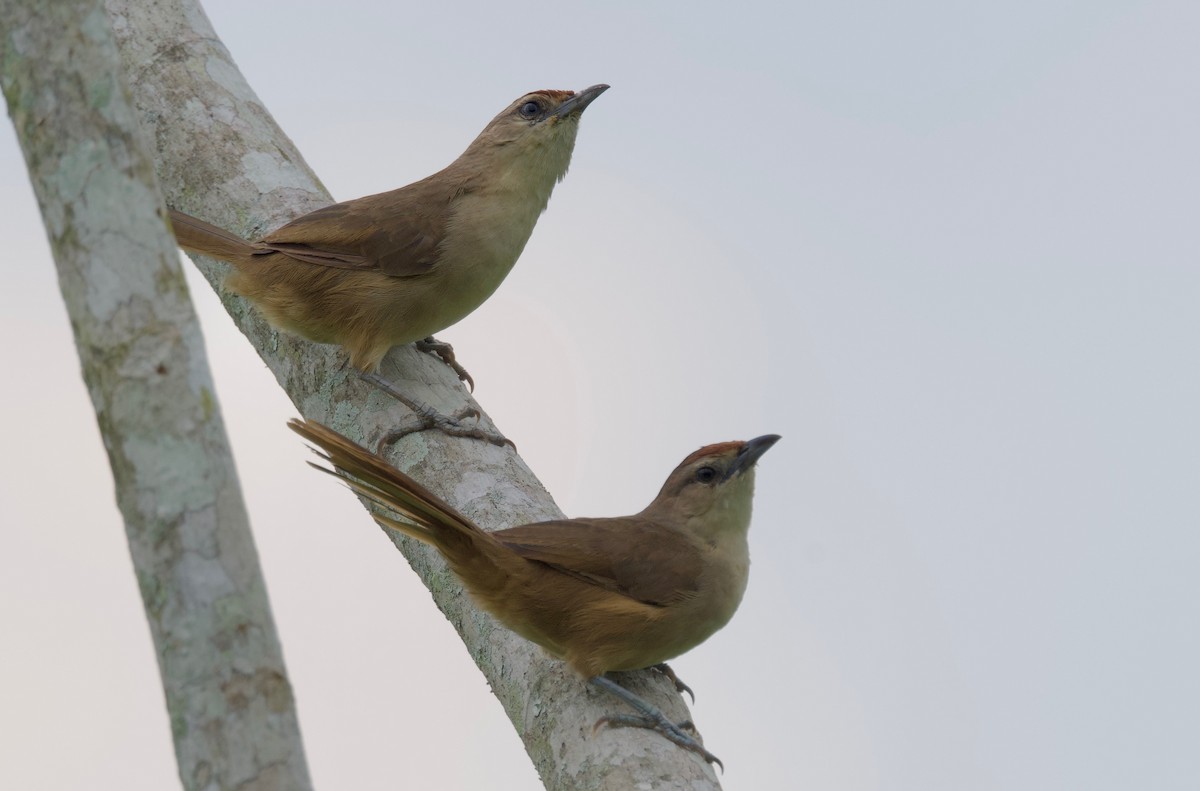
550;84;610;118
724;434;781;480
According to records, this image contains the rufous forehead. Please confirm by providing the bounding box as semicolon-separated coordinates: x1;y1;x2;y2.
680;441;744;467
530;90;576;102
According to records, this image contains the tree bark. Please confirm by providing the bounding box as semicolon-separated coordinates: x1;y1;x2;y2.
101;0;723;788
0;3;312;790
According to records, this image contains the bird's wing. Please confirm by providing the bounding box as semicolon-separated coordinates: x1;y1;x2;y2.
495;517;705;607
259;176;468;277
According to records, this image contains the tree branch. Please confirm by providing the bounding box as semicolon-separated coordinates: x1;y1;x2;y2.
0;2;312;789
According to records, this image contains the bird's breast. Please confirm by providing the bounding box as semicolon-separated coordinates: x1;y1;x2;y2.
693;540;751;634
433;183;550;314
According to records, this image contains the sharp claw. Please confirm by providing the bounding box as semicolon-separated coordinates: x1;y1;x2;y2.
416;337;474;391
652;663;695;703
456;364;475;392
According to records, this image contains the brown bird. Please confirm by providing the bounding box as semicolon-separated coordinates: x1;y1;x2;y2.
288;417;779;766
169;84;607;398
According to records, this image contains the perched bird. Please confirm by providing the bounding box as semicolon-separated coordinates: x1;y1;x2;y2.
289;417;779;766
169;84;608;388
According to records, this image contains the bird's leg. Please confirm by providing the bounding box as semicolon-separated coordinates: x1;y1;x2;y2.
651;663;695;703
415;336;474;392
589;675;722;770
358;372;513;450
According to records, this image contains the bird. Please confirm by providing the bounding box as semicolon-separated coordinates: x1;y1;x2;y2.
169;85;607;440
288;417;779;766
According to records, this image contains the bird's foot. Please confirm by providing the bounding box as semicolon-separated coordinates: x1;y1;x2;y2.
360;372;513;450
415;336;474;391
589;676;722;770
651;663;695;703
376;404;514;452
594;713;721;770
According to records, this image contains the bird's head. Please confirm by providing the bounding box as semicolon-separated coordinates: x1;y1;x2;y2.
464;84;609;183
646;435;781;540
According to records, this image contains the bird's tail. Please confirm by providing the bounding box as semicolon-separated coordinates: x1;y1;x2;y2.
168;208;259;264
287;418;483;547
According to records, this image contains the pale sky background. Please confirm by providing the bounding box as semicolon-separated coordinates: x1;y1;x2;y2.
2;1;1198;789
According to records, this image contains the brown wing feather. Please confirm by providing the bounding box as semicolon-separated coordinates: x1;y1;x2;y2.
495;518;705;607
261;174;468;277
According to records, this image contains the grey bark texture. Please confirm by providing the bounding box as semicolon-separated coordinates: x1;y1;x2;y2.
0;2;313;791
98;0;725;788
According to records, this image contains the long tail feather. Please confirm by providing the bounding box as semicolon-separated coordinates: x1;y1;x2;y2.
288;418;482;545
168;208;258;261
302;459;437;542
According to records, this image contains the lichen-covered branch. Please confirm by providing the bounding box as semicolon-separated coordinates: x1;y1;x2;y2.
97;0;723;787
0;2;311;789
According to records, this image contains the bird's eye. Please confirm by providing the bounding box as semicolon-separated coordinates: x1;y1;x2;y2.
695;466;718;484
518;100;542;119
